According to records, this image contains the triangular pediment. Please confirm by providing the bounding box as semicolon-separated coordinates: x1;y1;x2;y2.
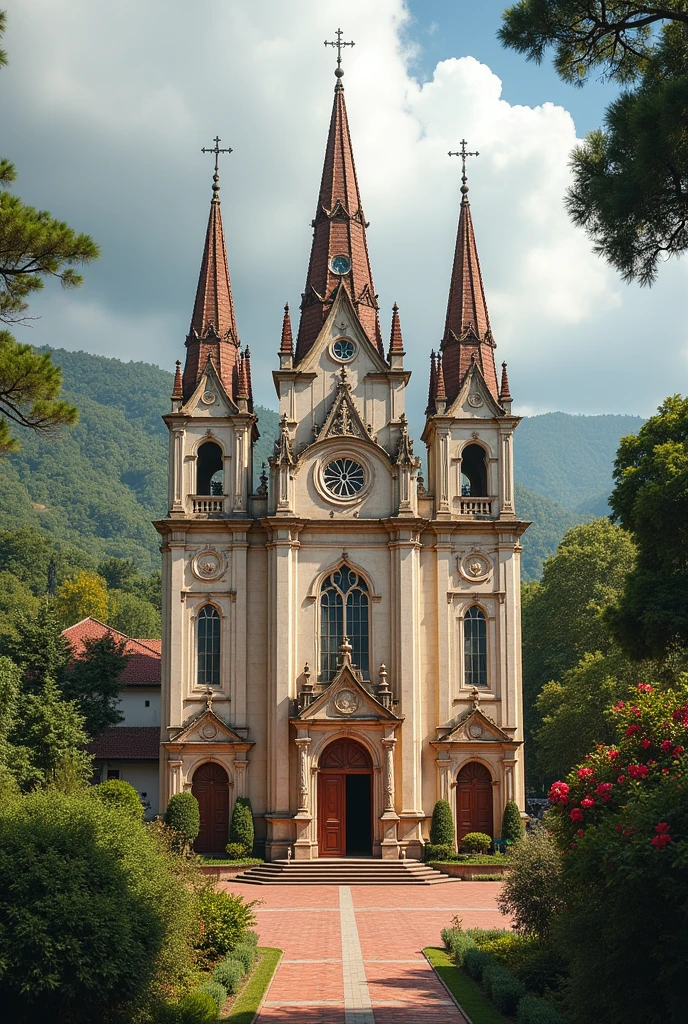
447;360;504;419
296;659;401;723
442;707;512;744
170;706;248;745
296;286;387;374
184;357;239;417
317;372;370;442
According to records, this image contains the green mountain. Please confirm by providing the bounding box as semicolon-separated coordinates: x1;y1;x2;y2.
0;349;641;580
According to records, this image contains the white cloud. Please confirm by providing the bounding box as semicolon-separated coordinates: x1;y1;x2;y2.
2;0;686;427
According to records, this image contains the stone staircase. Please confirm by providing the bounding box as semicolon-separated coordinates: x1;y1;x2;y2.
236;857;457;885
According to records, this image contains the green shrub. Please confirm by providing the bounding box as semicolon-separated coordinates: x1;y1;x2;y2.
228;797;254;856
196;889;258;960
224;841;247;859
501;800;525;844
197;981;227;1012
175;990;219;1024
482;962;526;1016
424;842;453;862
93;778;143;819
429;799;455;847
463;946;494;982
472;873;503;881
212;957;245;994
517;994;569;1024
231;940;257;972
467;927;511;945
244;928;259;947
164;792;200;853
515;943;568;995
462;831;492;854
478;934;529;968
497;825;564;939
441;927;476;966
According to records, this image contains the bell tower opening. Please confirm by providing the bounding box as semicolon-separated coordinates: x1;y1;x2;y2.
460;443;488;496
197;441;223;495
318;738;373;857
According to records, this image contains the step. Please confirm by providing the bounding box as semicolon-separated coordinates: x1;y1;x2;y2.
235;858;459;885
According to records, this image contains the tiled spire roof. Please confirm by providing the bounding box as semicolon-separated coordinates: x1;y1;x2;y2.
499;361;512;403
183;165;240;403
435;356;447;403
295;69;382;362
172;360;183;400
388;302;404;356
426;350;437;414
440;188;499;405
280;303;294;355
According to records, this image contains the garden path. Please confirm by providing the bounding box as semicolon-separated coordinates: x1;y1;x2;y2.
221;879;511;1024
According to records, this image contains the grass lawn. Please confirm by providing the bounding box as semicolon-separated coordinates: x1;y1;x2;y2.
199;856;263;866
423;947;508;1024
429;854;509;865
220;947;282;1024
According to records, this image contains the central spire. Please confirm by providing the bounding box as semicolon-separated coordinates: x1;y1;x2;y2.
294;31;382;362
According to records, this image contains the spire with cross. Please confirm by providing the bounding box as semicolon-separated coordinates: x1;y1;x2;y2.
324;28;355;90
201;135;233;201
449;139;479;202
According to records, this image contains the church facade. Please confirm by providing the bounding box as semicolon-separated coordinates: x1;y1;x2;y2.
155;58;528;860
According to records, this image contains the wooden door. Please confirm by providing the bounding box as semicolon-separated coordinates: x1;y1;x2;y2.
456;762;493;844
318;774;345;857
192;762;229;853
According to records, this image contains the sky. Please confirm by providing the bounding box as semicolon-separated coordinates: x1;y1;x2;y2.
1;0;685;425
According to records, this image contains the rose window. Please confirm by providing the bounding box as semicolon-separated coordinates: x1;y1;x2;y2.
323;458;365;498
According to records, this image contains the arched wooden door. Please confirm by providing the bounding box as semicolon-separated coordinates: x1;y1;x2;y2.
456;762;493;844
318;739;372;857
192;762;229;853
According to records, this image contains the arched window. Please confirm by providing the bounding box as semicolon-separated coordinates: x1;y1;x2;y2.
197;605;221;687
197;441;224;496
464;606;487;687
320;566;369;681
460;443;488;497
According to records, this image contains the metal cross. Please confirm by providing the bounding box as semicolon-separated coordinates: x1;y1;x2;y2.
324;28;355;71
448;139;479;183
201;136;233;175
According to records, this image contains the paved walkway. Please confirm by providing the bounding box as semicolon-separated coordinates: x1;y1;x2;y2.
222;879;512;1023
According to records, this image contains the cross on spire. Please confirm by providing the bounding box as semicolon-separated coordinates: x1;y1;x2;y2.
201;136;233;199
324;28;355;89
449;139;479;201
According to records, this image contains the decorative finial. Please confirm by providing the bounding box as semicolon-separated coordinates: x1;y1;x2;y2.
201;136;233;200
469;686;481;710
172;359;183;400
449;139;479;201
324;28;355;90
339;635;353;663
205;685;214;712
303;662;313;694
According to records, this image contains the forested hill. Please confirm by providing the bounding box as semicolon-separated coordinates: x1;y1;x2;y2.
0;348;642;578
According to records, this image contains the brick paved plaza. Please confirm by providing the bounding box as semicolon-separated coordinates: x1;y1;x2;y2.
222;880;513;1023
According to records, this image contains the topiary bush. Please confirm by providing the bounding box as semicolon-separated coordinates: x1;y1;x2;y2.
174;990;219;1023
93;778;144;819
462;831;492;854
482;962;526;1016
197;981;227;1012
231;940;257;972
424;842;453;862
224;842;247;859
463;946;495;982
164;792;200;853
228;797;254;856
517;994;569;1024
196;889;258;960
212;957;245;994
429;799;455;847
501;800;525;844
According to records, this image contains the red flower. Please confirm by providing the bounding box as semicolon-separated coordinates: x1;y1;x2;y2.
641;738;652;749
613;701;625;712
654;822;670;833
549;781;570;805
577;829;584;836
671;703;688;727
617;775;626;783
661;739;673;754
578;767;595;780
595;782;613;802
580;795;595;809
608;749;619;760
626;724;641;736
628;764;649;779
673;746;685;757
651;834;673;849
569;807;584;823
663;768;671;775
637;683;653;693
631;706;642;717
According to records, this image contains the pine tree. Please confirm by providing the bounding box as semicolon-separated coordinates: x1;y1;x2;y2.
429;799;455;847
62;634;128;737
501;800;525;844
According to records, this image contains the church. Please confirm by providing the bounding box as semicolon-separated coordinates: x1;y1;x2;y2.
155;45;528;860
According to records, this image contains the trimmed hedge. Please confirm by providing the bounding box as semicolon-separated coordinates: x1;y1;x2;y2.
244;928;259;947
425;842;453;862
174;990;218;1023
197;981;227;1012
501;800;524;844
224;842;246;859
164;792;200;852
441;927;476;966
212;957;245;994
518;994;569;1024
429;799;455;847
463;946;494;982
462;831;492;854
482;962;526;1016
231;940;257;973
228;797;254;856
93;779;143;819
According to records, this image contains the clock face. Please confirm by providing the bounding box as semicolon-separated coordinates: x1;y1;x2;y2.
330;254;351;275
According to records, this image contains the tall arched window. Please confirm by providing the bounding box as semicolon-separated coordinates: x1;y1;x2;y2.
320;567;369;681
460;443;488;497
197;605;221;687
464;606;487;687
197;441;224;496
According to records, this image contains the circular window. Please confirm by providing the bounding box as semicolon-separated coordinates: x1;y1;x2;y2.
323;458;366;498
330;255;351;275
332;338;356;361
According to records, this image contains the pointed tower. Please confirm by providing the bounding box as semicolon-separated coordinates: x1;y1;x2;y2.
294;43;382;362
182;142;241;404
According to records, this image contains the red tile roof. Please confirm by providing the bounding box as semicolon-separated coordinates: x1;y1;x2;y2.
87;726;160;761
62;617;161;686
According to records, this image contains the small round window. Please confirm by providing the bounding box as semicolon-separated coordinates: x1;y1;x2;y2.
332;339;356;361
323;458;366;498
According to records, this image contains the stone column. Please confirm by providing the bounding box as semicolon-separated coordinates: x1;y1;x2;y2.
437;758;452;802
293;733;314;860
233;759;248;800
380;731;400;859
295;738;311;813
382;738;396;812
169;759;183;797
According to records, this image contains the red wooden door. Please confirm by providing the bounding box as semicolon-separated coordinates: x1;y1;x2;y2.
319;774;345;856
456;762;493;844
192;762;229;853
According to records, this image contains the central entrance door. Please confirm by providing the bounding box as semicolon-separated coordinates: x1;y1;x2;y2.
318;739;372;857
456;761;493;845
192;762;229;853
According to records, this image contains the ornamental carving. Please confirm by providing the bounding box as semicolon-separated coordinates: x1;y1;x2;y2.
191;549;224;582
458;552;492;583
333;689;359;716
468;394;484;408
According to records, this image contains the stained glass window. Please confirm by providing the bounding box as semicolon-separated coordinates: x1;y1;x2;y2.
320;567;370;681
464;605;487;687
197;604;221;687
323;458;366;498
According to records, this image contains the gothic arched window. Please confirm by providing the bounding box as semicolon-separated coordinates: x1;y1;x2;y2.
197;441;224;496
461;443;488;497
197;604;221;687
464;605;487;688
320;567;370;681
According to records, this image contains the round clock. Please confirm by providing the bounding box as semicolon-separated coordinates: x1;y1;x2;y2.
330;254;351;275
